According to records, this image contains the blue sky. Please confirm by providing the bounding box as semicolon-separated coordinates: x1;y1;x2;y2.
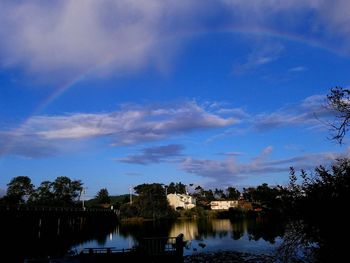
1;0;350;198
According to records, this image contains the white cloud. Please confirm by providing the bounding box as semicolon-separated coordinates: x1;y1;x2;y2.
233;42;284;74
253;94;332;131
0;101;235;157
181;146;350;184
0;0;202;77
1;1;350;78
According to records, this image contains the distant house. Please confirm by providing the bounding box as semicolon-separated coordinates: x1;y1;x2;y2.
167;193;196;210
210;200;238;210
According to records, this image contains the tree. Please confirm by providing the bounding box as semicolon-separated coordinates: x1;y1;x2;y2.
327;87;350;143
52;176;83;206
214;188;226;199
226;186;240;200
202;189;215;202
96;188;111;204
5;176;34;204
242;187;256;202
280;159;350;262
166;182;187;194
29;181;54;205
133;183;174;219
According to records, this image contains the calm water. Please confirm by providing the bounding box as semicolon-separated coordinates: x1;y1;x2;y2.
72;218;285;256
2;214;285;262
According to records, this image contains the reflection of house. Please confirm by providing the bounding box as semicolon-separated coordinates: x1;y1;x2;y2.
169;220;198;241
212;219;232;232
167;193;196;210
210;200;238;210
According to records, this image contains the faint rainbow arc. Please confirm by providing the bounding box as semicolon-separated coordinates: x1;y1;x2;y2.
1;25;348;156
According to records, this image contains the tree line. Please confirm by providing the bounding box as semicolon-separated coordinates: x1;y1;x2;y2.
0;176;83;207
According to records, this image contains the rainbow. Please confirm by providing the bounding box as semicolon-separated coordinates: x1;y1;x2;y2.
29;25;350;117
1;25;347;156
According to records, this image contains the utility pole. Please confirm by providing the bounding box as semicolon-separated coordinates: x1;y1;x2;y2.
129;186;133;205
82;187;87;210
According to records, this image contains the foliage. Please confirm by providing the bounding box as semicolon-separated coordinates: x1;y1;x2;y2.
166;182;187;194
327;87;350;143
226;186;240;200
29;181;54;205
3;176;83;207
132;183;176;219
182;206;210;218
5;176;34;205
95;188;111;204
85;194;130;209
214;188;226;199
280;159;350;261
51;176;83;206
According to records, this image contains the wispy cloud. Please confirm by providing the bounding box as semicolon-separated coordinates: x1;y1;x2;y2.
0;101;234;157
124;172;143;176
233;42;284;74
220;151;245;156
252;94;333;131
222;0;350;53
1;1;350;79
288;66;308;73
118;144;184;165
207;94;333;143
181;146;350;185
0;0;204;77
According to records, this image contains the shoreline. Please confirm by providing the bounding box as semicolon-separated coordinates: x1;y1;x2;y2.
184;251;276;263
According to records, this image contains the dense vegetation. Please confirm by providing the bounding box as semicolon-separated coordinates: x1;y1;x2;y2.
1;176;83;207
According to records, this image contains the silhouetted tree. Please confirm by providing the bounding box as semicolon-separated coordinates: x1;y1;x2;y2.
226;186;240;200
96;188;111;204
280;159;350;262
327;87;350;143
166;182;187;194
242;187;256;202
52;176;83;206
5;176;34;204
203;189;215;202
29;181;54;205
214;188;226;199
133;183;175;219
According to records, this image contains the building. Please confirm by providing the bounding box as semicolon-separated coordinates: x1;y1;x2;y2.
167;193;196;210
210;200;238;210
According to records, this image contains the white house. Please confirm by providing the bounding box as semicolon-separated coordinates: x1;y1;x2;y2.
167;193;196;210
210;200;238;210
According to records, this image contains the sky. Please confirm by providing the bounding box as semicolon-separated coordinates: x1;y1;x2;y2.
1;0;350;199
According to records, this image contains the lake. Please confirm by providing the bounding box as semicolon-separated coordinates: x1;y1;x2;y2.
72;218;285;256
2;214;286;262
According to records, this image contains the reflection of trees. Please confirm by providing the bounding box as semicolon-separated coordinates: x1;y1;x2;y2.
118;220;173;244
196;218;215;239
246;218;285;244
231;220;245;240
212;220;230;238
277;220;316;263
1;213;117;262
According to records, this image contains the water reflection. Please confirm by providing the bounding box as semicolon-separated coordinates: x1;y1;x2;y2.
2;213;285;262
166;219;284;255
1;213;118;263
73;218;285;256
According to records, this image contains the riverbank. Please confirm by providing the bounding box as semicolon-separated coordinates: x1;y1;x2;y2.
184;251;275;263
